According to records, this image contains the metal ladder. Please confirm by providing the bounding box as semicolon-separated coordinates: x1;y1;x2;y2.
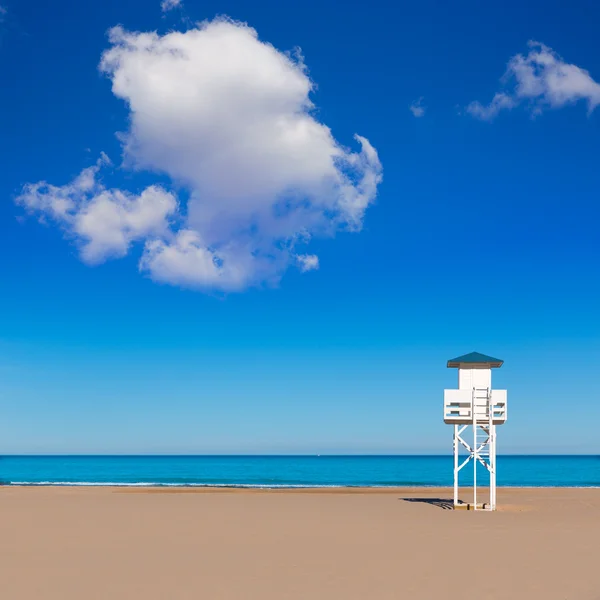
472;388;493;510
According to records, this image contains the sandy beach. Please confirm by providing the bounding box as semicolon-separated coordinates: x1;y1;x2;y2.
0;486;598;600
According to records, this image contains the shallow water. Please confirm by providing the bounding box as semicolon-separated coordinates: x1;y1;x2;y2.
1;455;598;487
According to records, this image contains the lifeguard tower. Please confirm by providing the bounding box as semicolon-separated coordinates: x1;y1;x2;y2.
443;352;507;511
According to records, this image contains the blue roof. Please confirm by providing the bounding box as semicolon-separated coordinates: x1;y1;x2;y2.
447;352;503;368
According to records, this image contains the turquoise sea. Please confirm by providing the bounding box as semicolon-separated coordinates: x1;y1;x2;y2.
0;455;598;487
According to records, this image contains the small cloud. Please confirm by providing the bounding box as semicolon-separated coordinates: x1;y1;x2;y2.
0;6;7;22
467;41;600;121
296;254;319;272
466;92;516;121
409;97;425;117
161;0;182;12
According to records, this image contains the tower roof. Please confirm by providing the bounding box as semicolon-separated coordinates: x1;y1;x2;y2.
447;352;503;368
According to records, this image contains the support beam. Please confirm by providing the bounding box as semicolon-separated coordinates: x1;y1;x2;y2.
452;388;497;511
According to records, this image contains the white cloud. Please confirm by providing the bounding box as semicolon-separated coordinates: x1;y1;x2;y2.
140;230;253;290
467;41;600;121
466;92;516;121
160;0;182;12
0;5;6;22
16;154;178;264
296;254;319;272
409;97;425;117
16;18;381;292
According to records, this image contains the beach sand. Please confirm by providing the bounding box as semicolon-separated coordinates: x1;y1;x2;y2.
0;487;598;599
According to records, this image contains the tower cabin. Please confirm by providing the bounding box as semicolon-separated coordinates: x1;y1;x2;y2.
444;352;507;425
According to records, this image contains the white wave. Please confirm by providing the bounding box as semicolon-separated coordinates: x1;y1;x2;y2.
8;481;349;488
7;482;600;489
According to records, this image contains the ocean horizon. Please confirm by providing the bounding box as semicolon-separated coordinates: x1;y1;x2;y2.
1;455;598;488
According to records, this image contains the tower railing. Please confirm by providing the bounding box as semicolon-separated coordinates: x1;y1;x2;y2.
443;389;507;424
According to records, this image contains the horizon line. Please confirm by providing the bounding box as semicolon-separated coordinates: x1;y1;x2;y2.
1;454;598;458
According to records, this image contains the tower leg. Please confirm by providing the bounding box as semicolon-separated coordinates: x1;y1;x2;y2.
453;425;458;507
490;424;496;510
473;424;477;510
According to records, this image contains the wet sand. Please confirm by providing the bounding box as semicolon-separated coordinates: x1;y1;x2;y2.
0;486;598;599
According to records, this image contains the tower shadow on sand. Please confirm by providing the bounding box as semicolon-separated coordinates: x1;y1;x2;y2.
400;497;457;510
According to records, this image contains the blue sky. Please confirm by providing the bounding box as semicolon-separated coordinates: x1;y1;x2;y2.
0;0;599;454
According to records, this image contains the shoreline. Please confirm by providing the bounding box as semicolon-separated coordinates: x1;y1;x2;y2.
2;483;599;491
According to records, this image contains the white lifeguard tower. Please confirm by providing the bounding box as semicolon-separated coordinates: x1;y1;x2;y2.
443;352;507;511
